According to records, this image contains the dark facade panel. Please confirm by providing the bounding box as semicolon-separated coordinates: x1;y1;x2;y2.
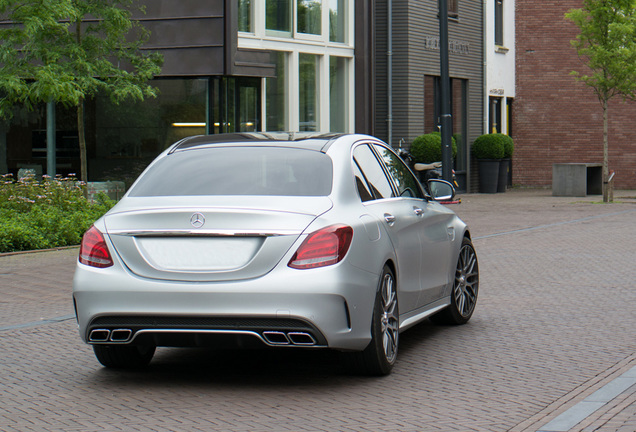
355;0;376;135
233;49;276;78
138;0;224;18
157;47;225;76
141;18;225;50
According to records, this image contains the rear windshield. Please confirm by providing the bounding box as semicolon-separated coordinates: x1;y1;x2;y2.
129;146;333;197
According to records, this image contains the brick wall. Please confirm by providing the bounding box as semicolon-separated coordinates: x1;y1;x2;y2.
514;0;636;189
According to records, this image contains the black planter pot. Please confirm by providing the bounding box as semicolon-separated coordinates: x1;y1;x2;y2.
478;159;500;193
498;158;511;193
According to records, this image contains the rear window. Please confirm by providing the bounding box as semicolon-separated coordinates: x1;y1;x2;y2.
129;146;333;197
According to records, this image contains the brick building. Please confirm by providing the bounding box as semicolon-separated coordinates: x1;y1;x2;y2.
514;0;636;189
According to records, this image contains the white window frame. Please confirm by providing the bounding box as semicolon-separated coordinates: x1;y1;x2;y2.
239;0;355;133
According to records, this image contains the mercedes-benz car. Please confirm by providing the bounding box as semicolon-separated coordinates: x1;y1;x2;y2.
73;133;479;375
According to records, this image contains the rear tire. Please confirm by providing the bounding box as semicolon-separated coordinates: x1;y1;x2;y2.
93;344;155;369
345;265;399;376
431;237;479;325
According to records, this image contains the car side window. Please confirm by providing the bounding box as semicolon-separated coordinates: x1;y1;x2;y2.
353;161;374;202
372;144;425;199
353;144;395;199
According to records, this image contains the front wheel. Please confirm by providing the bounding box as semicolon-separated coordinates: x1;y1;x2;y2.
345;265;399;376
93;344;156;369
431;237;479;325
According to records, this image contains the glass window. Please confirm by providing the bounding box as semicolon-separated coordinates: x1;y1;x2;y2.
297;0;322;35
495;0;503;46
299;53;319;132
353;161;374;202
266;0;292;34
372;144;424;199
238;0;253;33
129;147;333;197
96;78;207;157
266;52;288;131
449;0;458;17
329;56;347;132
211;77;261;134
329;0;346;43
353;144;394;199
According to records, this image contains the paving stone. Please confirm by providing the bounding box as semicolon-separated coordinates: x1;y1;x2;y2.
0;189;635;431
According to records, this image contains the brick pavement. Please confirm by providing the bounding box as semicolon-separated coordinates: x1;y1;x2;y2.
0;188;635;432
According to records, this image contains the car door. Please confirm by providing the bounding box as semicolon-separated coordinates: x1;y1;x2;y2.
352;143;423;312
370;144;453;307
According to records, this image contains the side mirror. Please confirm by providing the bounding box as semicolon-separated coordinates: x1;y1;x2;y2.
428;179;455;202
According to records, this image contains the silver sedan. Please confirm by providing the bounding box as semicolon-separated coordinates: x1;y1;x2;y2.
73;133;479;375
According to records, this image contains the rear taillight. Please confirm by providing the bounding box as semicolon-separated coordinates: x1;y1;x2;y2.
288;224;353;270
79;225;114;268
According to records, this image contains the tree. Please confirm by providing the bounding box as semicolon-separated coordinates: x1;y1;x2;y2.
0;0;163;182
565;0;636;202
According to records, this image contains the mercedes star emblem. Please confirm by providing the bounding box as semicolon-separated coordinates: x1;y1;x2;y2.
190;212;205;228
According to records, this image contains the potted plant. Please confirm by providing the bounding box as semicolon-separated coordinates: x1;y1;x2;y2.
472;134;504;193
497;134;514;192
410;132;456;183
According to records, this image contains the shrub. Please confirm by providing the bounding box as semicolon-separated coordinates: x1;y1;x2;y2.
0;174;115;253
472;134;505;159
499;133;514;158
410;132;457;164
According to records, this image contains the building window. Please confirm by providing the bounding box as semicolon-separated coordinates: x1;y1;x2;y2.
266;52;288;131
297;0;322;35
238;0;253;33
329;56;347;132
424;75;468;172
211;77;261;134
266;0;292;35
495;0;503;46
449;0;458;18
489;96;502;134
329;0;346;42
299;53;319;131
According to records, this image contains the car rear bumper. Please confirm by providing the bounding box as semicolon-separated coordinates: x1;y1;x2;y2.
73;261;379;351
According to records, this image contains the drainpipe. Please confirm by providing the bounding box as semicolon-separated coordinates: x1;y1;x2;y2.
387;0;393;146
483;0;488;134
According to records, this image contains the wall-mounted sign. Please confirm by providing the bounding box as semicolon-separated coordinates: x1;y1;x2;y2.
423;36;470;55
489;88;505;95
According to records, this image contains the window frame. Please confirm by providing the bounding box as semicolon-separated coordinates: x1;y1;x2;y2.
494;0;504;46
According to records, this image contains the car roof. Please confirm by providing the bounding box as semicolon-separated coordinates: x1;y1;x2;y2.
170;132;346;153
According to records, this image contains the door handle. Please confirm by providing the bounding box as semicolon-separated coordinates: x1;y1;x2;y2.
413;207;424;216
384;213;396;224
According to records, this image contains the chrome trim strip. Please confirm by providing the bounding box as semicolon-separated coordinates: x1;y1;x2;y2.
108;229;302;237
115;329;328;348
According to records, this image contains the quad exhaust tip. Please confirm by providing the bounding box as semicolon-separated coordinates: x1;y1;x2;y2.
262;331;316;346
88;328;132;343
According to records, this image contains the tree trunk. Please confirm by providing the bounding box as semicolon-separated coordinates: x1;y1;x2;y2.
602;99;609;203
77;98;87;184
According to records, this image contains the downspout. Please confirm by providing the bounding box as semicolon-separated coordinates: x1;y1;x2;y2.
387;0;393;146
483;0;488;134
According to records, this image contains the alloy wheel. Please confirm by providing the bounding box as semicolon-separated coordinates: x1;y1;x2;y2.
454;243;479;317
380;272;399;364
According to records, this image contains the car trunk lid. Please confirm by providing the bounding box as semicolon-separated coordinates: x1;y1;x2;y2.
103;196;332;282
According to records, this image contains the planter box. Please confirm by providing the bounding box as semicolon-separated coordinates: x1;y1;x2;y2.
478;159;500;194
552;163;602;197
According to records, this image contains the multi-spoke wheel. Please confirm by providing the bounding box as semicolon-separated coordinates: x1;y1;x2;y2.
431;237;479;325
344;265;399;376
